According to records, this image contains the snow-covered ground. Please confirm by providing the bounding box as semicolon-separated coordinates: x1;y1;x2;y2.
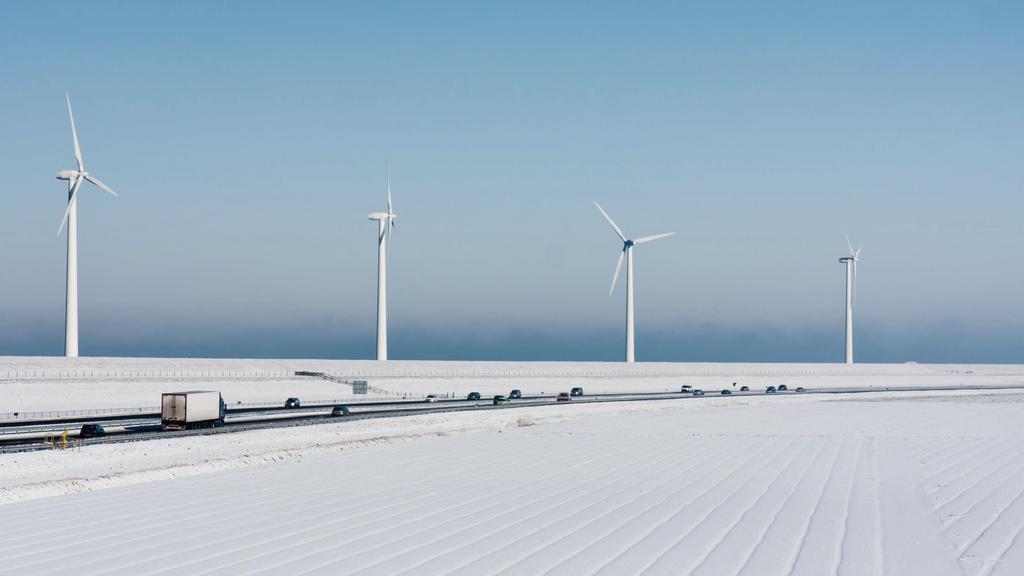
2;388;1024;575
3;356;1024;414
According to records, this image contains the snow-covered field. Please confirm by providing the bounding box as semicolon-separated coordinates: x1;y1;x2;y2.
2;388;1024;575
3;356;1023;414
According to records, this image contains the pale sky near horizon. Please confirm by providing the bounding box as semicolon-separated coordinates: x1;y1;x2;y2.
1;1;1022;362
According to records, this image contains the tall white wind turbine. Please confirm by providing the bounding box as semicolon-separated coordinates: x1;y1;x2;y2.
593;202;674;363
55;94;119;358
839;234;862;364
368;161;396;361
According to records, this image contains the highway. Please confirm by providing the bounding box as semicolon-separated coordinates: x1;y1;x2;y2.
3;383;1024;454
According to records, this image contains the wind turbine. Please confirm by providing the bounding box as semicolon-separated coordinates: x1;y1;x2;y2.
368;160;396;361
593;202;674;363
839;234;862;364
55;94;119;358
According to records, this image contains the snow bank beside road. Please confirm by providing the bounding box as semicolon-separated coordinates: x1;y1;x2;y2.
3;355;1023;414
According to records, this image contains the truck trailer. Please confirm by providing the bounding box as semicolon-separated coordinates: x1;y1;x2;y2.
161;391;226;430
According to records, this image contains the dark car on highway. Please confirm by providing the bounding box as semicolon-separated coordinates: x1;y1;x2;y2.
556;392;571;401
766;386;777;394
493;395;510;405
740;385;749;391
79;423;105;438
331;405;350;417
467;392;481;401
680;385;692;393
778;384;788;391
721;390;732;395
509;389;522;399
796;387;806;393
285;397;301;408
692;389;705;397
570;387;584;397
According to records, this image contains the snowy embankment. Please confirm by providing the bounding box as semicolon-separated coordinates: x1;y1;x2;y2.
2;355;1023;413
1;389;1023;575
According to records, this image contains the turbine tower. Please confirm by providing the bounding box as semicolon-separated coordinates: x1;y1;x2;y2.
55;94;119;358
368;161;396;361
839;234;862;364
593;202;674;363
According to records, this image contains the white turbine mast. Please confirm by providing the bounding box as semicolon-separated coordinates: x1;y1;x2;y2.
368;158;396;361
839;233;862;364
593;201;674;363
55;94;119;358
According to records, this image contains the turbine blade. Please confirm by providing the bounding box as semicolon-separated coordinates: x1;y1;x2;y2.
610;249;625;295
855;245;863;260
57;177;83;235
634;231;675;245
593;202;626;242
66;94;83;171
845;231;855;257
84;174;119;198
385;156;392;215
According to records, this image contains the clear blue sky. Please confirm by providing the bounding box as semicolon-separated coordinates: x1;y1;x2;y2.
1;1;1022;362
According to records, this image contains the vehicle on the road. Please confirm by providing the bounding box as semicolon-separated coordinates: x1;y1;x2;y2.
425;395;438;403
467;392;481;401
570;387;584;397
692;389;705;397
284;397;301;408
778;385;788;391
765;386;777;394
796;387;806;393
556;392;571;401
161;391;226;430
740;386;749;392
331;405;351;417
78;423;105;438
493;395;510;405
509;389;522;399
680;385;692;392
721;390;732;395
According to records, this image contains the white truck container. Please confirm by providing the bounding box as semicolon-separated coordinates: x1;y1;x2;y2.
161;391;225;430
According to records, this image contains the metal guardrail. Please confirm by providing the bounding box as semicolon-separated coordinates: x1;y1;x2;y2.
295;371;403;396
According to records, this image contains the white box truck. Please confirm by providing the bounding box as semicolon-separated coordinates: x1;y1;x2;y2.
161;391;226;430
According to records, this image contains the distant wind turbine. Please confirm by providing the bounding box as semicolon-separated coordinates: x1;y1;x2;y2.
55;94;119;358
593;202;674;363
368;160;396;361
839;233;862;364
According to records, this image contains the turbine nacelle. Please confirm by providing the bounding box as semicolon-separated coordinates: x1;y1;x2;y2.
368;212;395;221
56;170;82;181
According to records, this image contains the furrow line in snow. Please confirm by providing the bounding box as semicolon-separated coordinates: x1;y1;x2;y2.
170;433;634;576
779;438;848;575
239;436;664;576
525;437;771;576
831;438;865;576
604;439;798;575
356;437;704;576
476;438;746;576
724;439;836;576
664;439;818;574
